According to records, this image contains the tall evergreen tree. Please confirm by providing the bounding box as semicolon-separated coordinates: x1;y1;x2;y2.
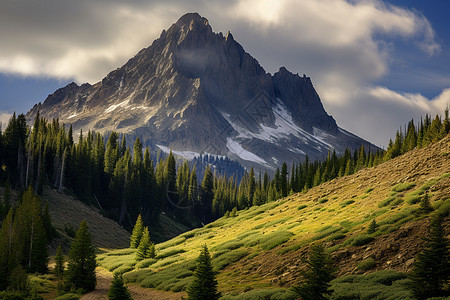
410;215;449;299
136;227;154;260
108;273;132;300
187;245;220;300
54;243;65;279
67;220;96;292
292;244;336;300
0;209;18;291
130;214;144;248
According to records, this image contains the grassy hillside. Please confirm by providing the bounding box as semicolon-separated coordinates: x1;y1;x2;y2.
44;188;131;250
98;135;450;298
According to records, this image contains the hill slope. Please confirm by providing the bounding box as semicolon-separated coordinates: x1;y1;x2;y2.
98;135;450;296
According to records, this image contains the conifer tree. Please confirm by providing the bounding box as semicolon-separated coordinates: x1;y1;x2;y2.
67;220;96;292
292;244;336;300
200;167;214;222
187;245;220;300
13;187;48;273
130;214;144;248
417;193;434;215
136;227;154;260
54;243;65;279
367;219;377;234
410;215;449;299
108;273;132;300
0;209;18;291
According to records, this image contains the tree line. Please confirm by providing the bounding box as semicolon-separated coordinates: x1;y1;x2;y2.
0;109;449;231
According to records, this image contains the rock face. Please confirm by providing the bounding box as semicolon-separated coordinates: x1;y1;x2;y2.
27;12;377;172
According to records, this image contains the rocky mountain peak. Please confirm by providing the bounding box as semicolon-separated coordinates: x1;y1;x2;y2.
26;12;377;173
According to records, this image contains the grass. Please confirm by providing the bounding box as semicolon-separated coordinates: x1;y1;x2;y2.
259;230;294;250
297;204;307;210
392;182;416;193
340;200;355;207
155;248;186;259
221;288;297;299
379;196;396;207
330;270;413;299
356;258;376;271
351;234;374;246
94;143;449;297
213;249;249;270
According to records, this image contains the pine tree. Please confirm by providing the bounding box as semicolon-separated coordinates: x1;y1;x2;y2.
108;273;132;300
130;214;144;248
0;209;18;291
67;220;97;292
291;244;336;300
409;215;449;299
54;243;65;279
367;219;377;234
417;193;434;215
187;245;220;300
136;227;154;260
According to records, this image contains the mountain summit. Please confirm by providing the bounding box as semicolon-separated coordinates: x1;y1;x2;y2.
27;13;376;171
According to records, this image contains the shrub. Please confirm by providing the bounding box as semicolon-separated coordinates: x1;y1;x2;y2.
390;198;404;206
351;234;374;246
392;182;416;193
212;249;248;270
155;248;186;259
319;198;328;204
379;196;396;207
297;204;308;210
221;288;297;299
330;271;412;300
365;187;374;193
340;200;355;207
213;240;244;251
356;258;376;271
260;230;294;250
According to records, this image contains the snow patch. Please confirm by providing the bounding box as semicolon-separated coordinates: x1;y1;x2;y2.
105;99;130;114
221;99;334;150
226;138;267;164
68;113;78;119
157;145;200;160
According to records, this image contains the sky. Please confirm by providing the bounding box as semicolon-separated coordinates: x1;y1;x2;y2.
0;0;449;148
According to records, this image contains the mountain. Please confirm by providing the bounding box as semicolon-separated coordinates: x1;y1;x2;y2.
26;12;377;172
98;134;450;298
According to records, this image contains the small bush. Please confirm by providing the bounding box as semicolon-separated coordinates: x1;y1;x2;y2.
406;194;421;204
212;249;248;270
155;248;186;259
340;200;355;207
297;204;307;210
379;196;396;207
392;182;416;193
330;270;412;300
213;240;244;251
365;187;374;193
390;198;404;206
351;234;374;246
220;288;297;300
356;258;376;271
135;258;156;269
327;233;346;242
319;198;328;204
260;230;293;250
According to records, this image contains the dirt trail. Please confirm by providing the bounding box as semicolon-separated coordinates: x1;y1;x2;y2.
80;267;186;300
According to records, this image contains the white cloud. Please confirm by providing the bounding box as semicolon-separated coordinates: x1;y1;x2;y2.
327;87;450;147
0;0;446;146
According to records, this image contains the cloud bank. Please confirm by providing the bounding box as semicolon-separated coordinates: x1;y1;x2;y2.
0;0;448;146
